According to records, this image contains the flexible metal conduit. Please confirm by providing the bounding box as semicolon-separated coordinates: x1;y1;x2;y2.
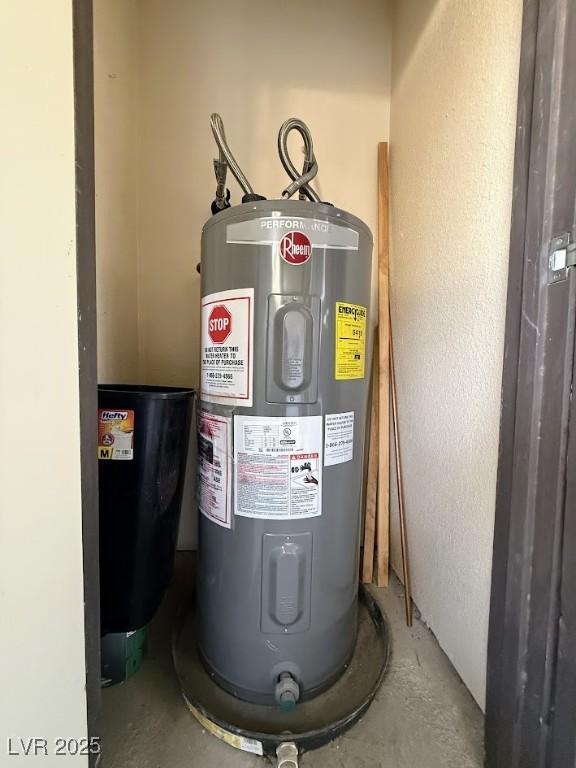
278;118;321;202
210;113;254;197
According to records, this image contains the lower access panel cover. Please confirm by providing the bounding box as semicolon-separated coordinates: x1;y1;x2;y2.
261;533;312;634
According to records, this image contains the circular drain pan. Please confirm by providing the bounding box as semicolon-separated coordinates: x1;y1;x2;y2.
172;586;391;757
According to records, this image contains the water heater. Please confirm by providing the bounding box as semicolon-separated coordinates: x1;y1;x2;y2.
197;197;373;708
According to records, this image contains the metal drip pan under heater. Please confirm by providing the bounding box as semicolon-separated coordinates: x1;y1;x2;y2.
172;585;391;759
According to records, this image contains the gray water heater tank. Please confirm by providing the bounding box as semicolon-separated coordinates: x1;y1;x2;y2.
197;199;373;707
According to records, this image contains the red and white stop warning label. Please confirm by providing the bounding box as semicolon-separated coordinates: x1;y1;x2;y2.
208;304;232;344
279;231;312;265
201;288;254;407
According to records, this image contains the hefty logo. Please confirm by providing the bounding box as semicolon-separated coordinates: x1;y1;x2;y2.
279;231;312;265
100;411;128;421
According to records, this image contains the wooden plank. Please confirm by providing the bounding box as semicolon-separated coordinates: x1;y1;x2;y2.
389;308;413;625
376;142;390;587
361;329;379;583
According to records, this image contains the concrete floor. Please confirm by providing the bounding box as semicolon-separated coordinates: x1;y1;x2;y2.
98;558;484;768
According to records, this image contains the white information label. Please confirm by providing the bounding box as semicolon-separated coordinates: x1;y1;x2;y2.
201;288;254;407
198;411;232;528
239;737;264;756
234;415;322;520
324;411;355;466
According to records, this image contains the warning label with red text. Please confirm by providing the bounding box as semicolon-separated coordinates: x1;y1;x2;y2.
198;411;232;529
233;415;322;520
201;288;254;407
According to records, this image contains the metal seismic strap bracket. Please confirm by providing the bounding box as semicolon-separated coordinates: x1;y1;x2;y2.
549;232;576;284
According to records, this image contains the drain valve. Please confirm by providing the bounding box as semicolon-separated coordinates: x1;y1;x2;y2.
276;742;299;768
275;672;300;711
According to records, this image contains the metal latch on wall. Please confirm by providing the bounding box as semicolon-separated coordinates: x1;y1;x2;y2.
549;233;576;283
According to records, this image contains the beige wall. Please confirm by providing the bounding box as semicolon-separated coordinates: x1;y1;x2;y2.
0;1;88;761
95;0;392;388
137;0;391;387
94;0;140;383
389;0;522;706
95;0;392;547
93;0;523;706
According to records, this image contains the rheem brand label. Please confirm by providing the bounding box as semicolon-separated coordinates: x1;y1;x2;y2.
226;217;359;251
201;288;254;407
279;231;312;265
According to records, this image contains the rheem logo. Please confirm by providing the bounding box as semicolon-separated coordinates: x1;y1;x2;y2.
208;305;232;343
279;231;312;265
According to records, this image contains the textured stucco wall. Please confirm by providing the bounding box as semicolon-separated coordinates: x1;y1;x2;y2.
0;1;88;760
389;0;523;706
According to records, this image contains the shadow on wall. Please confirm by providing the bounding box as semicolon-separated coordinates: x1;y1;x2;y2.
390;0;442;89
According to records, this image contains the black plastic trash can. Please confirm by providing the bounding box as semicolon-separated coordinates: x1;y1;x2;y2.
98;385;195;633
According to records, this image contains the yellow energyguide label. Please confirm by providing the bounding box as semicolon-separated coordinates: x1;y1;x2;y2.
335;302;367;380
